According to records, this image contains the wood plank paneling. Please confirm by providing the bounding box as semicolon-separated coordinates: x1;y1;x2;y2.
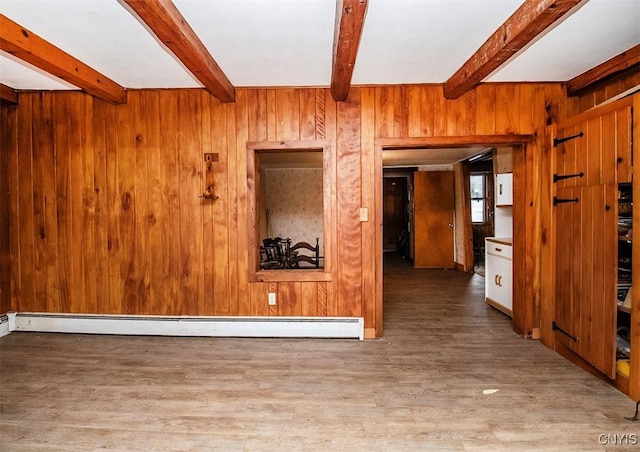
475;85;496;135
406;86;422;137
32;93;49;313
118;94;138;314
276;89;300;141
360;87;376;330
235;90;250;316
0;103;15;313
92;96;109;314
145;91;162;315
133;93;150;315
420;86;436;137
495;85;520;134
158;91;180;315
17;95;36;310
336;90;362;317
616;108;632;183
3;84;574;346
300;89;316;141
6;99;20;312
210;99;229;315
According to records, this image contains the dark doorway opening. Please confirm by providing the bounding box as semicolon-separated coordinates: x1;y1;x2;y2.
383;176;409;257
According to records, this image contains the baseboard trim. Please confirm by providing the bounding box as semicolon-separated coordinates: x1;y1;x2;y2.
485;297;513;318
4;312;364;340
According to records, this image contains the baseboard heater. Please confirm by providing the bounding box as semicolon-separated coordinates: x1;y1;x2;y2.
0;312;364;340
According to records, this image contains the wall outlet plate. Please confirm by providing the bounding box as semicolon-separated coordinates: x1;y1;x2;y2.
268;292;277;306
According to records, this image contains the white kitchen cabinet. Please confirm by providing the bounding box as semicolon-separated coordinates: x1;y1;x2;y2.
495;173;513;206
485;238;512;317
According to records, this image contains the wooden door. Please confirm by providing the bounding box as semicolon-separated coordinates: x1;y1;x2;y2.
554;184;617;378
413;171;454;268
383;177;408;252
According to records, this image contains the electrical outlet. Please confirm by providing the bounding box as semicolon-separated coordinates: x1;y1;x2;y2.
268;292;277;306
359;207;369;222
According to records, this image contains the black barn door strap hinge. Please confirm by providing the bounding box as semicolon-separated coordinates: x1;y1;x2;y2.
553;132;584;147
553;197;579;206
552;321;579;342
553;172;584;183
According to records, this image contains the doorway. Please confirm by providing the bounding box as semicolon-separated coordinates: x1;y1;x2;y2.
373;136;530;337
383;175;410;257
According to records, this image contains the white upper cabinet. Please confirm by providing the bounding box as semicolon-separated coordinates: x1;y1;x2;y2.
495;173;513;206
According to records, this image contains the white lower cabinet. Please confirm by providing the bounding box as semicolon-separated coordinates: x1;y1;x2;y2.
485;238;512;317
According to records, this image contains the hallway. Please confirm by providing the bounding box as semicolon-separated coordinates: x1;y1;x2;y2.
0;255;636;450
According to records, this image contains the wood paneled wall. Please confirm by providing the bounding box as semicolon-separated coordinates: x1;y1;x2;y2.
0;105;11;313
1;83;574;336
576;71;640;114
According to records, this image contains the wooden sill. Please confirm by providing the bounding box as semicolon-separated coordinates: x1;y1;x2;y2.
254;269;333;282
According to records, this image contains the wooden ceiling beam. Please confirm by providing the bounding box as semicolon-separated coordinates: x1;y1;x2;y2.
0;83;18;105
330;0;368;102
566;44;640;96
0;14;127;104
122;0;235;103
443;0;583;100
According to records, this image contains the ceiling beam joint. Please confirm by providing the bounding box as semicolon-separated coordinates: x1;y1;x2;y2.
0;83;18;105
566;44;640;96
443;0;584;100
330;0;368;102
0;14;127;104
122;0;235;103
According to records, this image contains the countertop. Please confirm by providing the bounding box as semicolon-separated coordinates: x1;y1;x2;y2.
485;237;512;246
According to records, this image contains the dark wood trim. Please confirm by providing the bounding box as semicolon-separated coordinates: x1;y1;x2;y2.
0;83;18;105
443;0;583;99
330;0;368;102
567;44;640;96
122;0;235;103
0;15;126;104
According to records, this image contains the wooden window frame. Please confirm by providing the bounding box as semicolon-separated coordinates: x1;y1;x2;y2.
247;140;335;282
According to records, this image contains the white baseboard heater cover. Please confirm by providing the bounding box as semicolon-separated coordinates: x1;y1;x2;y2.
4;313;364;340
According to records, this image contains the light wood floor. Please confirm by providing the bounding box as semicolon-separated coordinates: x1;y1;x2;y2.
1;253;637;451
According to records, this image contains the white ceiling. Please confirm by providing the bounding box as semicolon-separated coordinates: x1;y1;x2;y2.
382;147;492;167
1;0;639;91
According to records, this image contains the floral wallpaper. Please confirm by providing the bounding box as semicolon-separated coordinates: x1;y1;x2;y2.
263;168;323;252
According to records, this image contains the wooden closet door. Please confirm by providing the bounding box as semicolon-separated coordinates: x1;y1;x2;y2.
554;184;617;378
413;171;454;268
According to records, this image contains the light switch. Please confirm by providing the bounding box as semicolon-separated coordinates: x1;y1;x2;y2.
359;207;369;222
268;292;276;306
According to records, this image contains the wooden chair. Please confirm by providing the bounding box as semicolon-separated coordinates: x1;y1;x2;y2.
260;237;293;269
290;238;322;268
